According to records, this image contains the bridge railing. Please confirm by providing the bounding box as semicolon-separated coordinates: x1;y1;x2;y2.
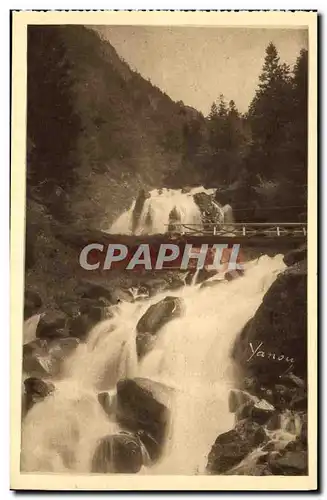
166;222;307;238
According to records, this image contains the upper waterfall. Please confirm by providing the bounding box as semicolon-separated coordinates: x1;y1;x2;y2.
107;187;224;235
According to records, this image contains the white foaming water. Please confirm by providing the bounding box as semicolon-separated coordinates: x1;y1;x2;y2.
108;187;220;235
21;253;286;474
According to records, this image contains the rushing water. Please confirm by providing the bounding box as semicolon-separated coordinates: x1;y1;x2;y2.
108;187;221;235
21;253;286;474
21;188;288;474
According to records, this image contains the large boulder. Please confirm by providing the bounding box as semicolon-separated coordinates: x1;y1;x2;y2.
36;310;68;340
268;450;308;475
136;296;183;358
91;433;144;473
75;280;113;303
116;378;172;462
23;337;79;377
206;420;267;474
136;296;183;335
22;377;55;417
232;260;307;384
283;244;307;267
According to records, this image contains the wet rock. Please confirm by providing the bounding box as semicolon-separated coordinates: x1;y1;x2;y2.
266;413;282;431
23;377;55;416
132;189;150;233
23;314;42;344
235;403;253;421
193;269;218;285
36;310;68;340
76;280;113;302
225;269;244;281
91;433;143;473
279;373;306;389
23;337;79;377
111;288;134;304
168;206;182;233
136;296;183;335
135;332;156;359
24;290;42;320
300;414;307;448
97;391;117;417
283;245;307;267
251;399;275;425
144;278;170;296
269;450;308;475
193;192;224;227
228;390;258;413
206;420;266;474
232;260;307;383
116;378;172;462
200;279;224;290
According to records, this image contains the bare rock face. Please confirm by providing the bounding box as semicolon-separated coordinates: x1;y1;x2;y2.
232;260;307;384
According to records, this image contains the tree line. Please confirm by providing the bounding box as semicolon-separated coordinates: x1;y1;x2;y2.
176;42;308;221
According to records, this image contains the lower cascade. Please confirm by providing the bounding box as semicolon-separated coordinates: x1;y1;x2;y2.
21;253;289;475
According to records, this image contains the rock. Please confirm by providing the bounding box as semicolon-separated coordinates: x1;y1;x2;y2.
193;192;224;227
23;377;55;416
300;415;307;448
206;420;266;474
193;269;218;285
251;399;275;425
24;290;42;320
283;245;307;267
266;413;282;431
232;260;307;383
228;389;258;413
36;310;68;340
200;279;224;289
116;378;171;462
135;332;156;359
136;296;183;335
291;395;307;411
23;337;79;377
225;269;244;281
168;206;182;233
91;433;143;473
97;391;117;417
23;314;42;344
144;278;169;296
132;189;150;233
111;288;134;304
235;403;254;421
279;373;306;389
76;280;113;302
269;451;308;475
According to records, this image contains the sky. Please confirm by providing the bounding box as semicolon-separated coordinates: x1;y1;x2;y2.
93;26;308;116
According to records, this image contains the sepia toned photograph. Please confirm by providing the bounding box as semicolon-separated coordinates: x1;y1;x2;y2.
10;11;317;491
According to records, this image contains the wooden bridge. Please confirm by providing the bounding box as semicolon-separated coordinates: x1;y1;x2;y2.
167;222;307;238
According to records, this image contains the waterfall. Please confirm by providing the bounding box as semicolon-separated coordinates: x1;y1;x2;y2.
21;253;286;474
107;187;220;235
